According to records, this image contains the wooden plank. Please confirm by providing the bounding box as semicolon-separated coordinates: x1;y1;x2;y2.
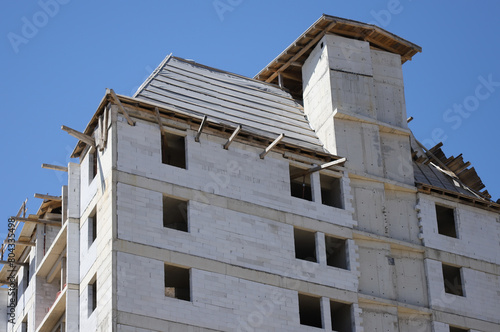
290;158;346;179
223;125;242;150
41;164;68;172
10;241;35;247
0;260;28;267
265;21;337;83
10;216;61;227
194;115;208;143
61;125;95;147
108;88;135;126
34;193;62;201
259;134;285;159
154;107;164;134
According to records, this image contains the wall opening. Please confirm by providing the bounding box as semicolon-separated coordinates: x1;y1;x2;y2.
298;294;322;328
89;148;98;183
88;274;97;315
325;236;348;270
449;326;469;332
164;264;190;301
442;264;464;296
88;208;97;247
294;228;317;262
290;165;312;201
320;174;343;208
436;205;457;238
163;196;188;232
330;300;352;332
161;132;186;169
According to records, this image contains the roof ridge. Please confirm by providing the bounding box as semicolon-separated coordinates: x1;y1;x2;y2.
132;53;173;98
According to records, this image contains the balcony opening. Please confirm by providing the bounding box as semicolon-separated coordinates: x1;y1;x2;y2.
161;132;186;169
436;205;457;238
164;264;190;301
298;294;322;328
320;174;343;208
330;300;352;332
294;228;317;262
442;264;464;296
163;196;188;232
290;165;312;201
325;236;348;270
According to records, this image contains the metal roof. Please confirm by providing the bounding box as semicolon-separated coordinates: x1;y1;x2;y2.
134;55;326;152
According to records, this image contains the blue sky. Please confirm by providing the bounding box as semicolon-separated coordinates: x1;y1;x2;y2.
1;1;499;237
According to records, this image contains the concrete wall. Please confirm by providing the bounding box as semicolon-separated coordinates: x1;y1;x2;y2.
417;194;500;264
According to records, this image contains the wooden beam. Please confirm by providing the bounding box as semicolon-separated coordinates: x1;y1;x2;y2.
154;107;164;134
10;241;36;247
266;21;337;83
223;125;242;150
259;134;285;159
41;164;68;172
61;125;95;147
107;88;135;126
194;115;208;143
0;260;28;267
34;193;62;201
10;216;61;227
290;158;347;179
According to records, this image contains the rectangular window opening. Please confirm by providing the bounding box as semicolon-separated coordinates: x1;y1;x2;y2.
89;148;98;182
330;300;352;332
161;132;186;169
325;236;348;270
163;196;188;232
320;174;343;209
436;205;457;238
290;165;312;201
442;264;464;297
298;294;322;328
294;228;317;262
89;208;97;247
88;275;97;315
449;327;469;332
164;264;190;301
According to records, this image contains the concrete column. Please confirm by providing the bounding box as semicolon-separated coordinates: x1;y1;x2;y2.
310;170;322;203
321;297;332;331
316;232;326;265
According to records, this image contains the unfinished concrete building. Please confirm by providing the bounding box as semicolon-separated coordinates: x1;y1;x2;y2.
1;15;499;332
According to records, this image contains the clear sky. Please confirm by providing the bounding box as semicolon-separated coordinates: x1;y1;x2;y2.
1;1;499;238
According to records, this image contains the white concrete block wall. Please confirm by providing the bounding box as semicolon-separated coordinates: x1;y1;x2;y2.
0;288;7;331
33;276;59;328
417;194;500;264
115;116;354;228
425;258;500;324
116;182;359;292
67;162;80;220
116;252;360;332
79;123;113;218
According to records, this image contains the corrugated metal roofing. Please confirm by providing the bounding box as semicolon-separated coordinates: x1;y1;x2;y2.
134;56;326;152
